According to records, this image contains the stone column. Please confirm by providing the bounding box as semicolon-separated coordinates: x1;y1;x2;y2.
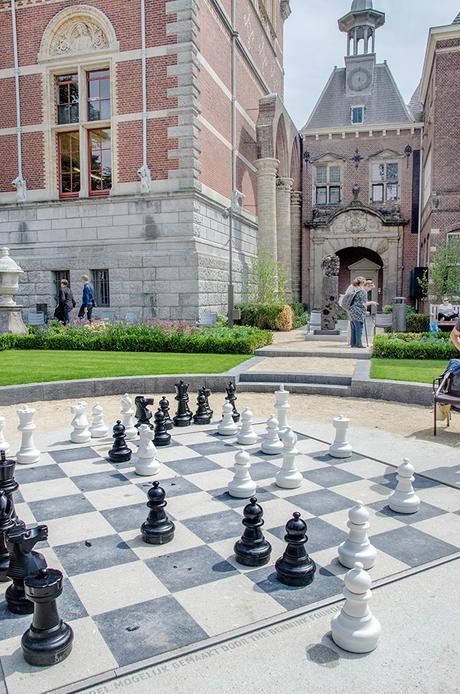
254;158;279;258
290;190;302;301
276;177;293;298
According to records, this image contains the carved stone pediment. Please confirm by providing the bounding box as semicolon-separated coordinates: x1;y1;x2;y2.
329;210;381;236
369;148;403;160
50;19;109;56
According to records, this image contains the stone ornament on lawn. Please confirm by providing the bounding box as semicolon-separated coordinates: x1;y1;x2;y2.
0;248;27;335
319;253;340;333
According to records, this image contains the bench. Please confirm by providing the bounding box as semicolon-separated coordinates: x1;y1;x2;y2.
196;311;217;327
304;310;321;336
27;311;45;326
430;304;460;332
432;369;460;436
373;313;393;333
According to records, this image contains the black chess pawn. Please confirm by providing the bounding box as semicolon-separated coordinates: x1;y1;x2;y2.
234;497;272;567
193;390;212;425
203;387;213;419
153;409;171;447
141;481;175;544
21;568;74;667
108;421;132;463
225;381;240;423
135;395;154;430
6;524;48;614
159;396;174;430
275;512;316;587
173;380;192;427
0;451;25;582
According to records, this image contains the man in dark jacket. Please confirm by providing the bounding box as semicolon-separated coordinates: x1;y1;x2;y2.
78;274;95;322
55;279;75;325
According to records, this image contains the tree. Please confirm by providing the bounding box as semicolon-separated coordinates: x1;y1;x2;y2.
418;238;460;301
243;249;288;304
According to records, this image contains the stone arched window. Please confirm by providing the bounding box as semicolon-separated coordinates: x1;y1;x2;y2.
38;6;119;200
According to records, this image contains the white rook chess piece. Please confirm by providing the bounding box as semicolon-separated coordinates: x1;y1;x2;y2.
275;384;290;434
228;449;256;498
16;405;40;465
388;459;420;514
331;562;381;653
329;416;352;459
276;427;303;489
89;403;109;438
134;424;160;476
338;501;377;570
261;416;283;455
217;402;237;436
120;394;138;441
70;402;91;444
0;416;9;454
237;408;258;445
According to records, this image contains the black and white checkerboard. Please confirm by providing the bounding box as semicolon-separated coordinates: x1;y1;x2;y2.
1;422;460;693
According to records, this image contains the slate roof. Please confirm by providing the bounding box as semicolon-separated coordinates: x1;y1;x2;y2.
453;12;460;24
408;82;423;122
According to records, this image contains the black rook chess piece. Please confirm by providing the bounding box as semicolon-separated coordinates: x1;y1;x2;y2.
173;380;192;427
159;396;174;430
275;512;316;587
193;389;212;425
0;451;25;582
135;396;154;430
234;497;272;567
6;524;48;614
225;381;240;423
141;481;175;544
21;568;74;667
108;421;132;463
153;409;171;447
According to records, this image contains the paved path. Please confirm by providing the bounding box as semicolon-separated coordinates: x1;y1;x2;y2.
247;356;357;375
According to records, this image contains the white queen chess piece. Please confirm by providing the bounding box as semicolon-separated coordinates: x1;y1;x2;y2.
276;427;303;489
16;405;40;465
388;459;420;514
217;402;237;436
237;408;258;445
70;401;91;444
120;394;138;441
228;449;256;498
261;416;283;455
329;416;352;458
0;416;9;454
89;403;108;438
134;424;160;476
274;384;290;434
338;501;377;570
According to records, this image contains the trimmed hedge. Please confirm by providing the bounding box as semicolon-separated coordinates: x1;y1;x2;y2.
236;303;304;331
373;333;457;360
406;313;430;333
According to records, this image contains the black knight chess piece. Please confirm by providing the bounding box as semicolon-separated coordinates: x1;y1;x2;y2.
193;389;212;425
141;481;175;544
275;512;316;587
173;380;192;427
153;409;171;447
234;497;272;567
0;451;25;582
6;524;48;614
21;568;74;667
159;396;174;430
225;381;240;423
108;421;132;463
135;396;154;430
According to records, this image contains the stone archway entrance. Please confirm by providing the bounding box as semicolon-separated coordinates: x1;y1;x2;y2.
337;248;383;313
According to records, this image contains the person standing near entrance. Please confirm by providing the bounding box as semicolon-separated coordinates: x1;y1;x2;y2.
55;279;75;325
78;274;95;323
348;277;367;348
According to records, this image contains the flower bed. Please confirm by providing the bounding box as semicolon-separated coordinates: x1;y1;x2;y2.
373;332;457;360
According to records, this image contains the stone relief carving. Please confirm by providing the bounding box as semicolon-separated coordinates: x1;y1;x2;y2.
50;19;109;56
345;210;368;235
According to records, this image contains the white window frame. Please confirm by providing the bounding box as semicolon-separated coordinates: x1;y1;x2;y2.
351;105;365;125
313;162;343;206
370;160;400;203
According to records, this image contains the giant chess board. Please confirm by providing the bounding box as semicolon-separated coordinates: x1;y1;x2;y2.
1;421;460;694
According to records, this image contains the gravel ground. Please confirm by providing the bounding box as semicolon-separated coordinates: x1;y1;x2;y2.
247;357;357;375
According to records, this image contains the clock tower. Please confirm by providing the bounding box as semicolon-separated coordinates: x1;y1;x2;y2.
338;0;385;97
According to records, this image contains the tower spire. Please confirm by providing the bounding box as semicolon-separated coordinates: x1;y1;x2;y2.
339;1;385;57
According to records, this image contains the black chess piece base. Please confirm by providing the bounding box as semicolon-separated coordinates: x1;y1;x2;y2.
275;556;316;587
22;620;74;667
234;540;271;567
6;582;34;614
173;415;192;427
141;518;175;544
193;413;212;425
108;448;132;463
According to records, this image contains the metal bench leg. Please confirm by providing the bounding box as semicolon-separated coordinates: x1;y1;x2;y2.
433;401;437;437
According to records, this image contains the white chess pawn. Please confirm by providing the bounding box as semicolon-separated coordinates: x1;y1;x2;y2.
0;415;9;454
16;405;40;465
134;424;160;476
388;459;420;514
217;402;238;436
329;416;352;459
237;408;258;445
338;501;377;570
275;384;290;433
228;449;256;498
331;562;381;653
89;403;109;438
276;427;303;489
121;394;138;441
261;416;283;455
70;401;91;444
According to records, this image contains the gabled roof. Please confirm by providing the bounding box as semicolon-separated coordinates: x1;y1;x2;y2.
453;12;460;24
408;81;423;122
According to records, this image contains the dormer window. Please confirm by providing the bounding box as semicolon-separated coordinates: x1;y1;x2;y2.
351;106;364;124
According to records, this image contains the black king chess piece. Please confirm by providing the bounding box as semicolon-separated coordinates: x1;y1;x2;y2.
108;421;132;463
21;567;74;667
193;388;212;425
153;409;171;447
234;497;272;567
141;481;175;545
0;450;25;582
6;524;48;614
225;381;240;423
173;380;192;427
159;396;174;430
275;512;316;587
135;395;154;430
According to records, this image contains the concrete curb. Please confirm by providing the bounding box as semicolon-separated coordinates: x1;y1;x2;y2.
255;349;370;360
350;359;433;406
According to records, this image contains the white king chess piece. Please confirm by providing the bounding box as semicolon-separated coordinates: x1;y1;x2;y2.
120;394;138;441
237;408;258;446
0;416;9;455
329;416;352;459
134;424;160;476
89;403;109;438
388;459;420;514
276;427;303;489
228;449;256;498
274;384;290;434
338;501;377;570
16;405;40;465
70;401;91;444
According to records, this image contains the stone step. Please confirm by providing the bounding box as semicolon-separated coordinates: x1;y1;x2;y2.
239;372;352;386
237;381;352;397
255;349;370;360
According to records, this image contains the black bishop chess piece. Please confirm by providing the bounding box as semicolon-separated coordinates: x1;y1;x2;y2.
173;380;192;427
275;512;316;587
6;524;48;614
225;381;240;423
135;395;154;430
108;421;132;463
21;567;74;667
141;481;175;545
234;497;272;567
193;388;212;425
0;451;25;582
159;396;174;430
153;409;171;447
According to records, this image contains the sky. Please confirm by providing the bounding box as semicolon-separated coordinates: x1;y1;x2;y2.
283;0;460;128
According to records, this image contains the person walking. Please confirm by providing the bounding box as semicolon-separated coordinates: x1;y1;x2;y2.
348;277;367;348
78;274;95;323
54;279;75;325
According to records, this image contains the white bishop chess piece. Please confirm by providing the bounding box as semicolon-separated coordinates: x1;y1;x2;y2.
0;415;9;455
134;424;160;476
329;416;352;459
331;562;381;654
388;459;420;514
261;416;283;455
228;449;256;498
274;384;290;434
237;408;258;445
338;501;377;570
217;402;237;436
276;427;303;489
89;403;109;438
120;394;138;441
16;405;40;465
70;401;91;444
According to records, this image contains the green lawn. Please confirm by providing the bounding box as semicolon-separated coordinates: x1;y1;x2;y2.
0;350;249;386
370;358;447;384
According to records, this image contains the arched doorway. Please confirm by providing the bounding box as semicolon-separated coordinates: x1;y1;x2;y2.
337;247;384;312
